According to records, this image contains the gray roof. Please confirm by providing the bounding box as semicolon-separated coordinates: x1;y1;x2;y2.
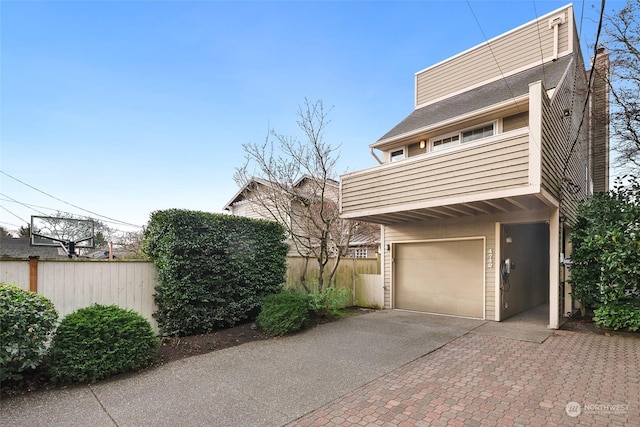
0;237;67;259
377;55;573;143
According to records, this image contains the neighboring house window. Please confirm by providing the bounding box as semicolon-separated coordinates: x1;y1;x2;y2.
353;248;368;258
390;149;405;162
430;122;495;152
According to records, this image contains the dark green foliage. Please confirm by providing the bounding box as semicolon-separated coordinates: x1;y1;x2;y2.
593;302;640;331
0;284;58;382
48;304;158;384
570;177;640;329
257;290;310;336
143;209;288;336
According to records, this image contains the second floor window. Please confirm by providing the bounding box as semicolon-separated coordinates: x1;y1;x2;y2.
430;122;495;153
390;149;405;162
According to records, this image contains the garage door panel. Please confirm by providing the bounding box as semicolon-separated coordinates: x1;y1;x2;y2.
395;240;484;318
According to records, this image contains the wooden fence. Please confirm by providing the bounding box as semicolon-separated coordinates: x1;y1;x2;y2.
285;256;382;307
1;256;383;332
2;259;159;330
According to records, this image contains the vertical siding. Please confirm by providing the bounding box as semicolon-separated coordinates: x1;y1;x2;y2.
590;50;610;193
383;218;496;320
416;7;570;106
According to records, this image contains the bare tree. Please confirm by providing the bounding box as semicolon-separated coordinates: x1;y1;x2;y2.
235;99;362;292
603;0;640;173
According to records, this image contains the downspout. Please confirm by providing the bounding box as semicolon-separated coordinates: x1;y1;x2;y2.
370;147;383;164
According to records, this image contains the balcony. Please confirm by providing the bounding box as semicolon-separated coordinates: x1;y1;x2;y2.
340;128;554;224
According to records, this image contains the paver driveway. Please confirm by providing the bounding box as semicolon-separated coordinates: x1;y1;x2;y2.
2;310;638;427
289;329;640;427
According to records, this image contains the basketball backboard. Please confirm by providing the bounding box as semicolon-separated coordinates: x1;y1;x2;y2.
30;216;95;256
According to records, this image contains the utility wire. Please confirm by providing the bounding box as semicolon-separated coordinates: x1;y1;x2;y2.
465;0;542;153
0;205;29;225
0;193;48;216
0;170;142;228
0;194;138;229
561;0;606;179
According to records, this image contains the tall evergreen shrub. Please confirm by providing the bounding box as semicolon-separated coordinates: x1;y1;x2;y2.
143;209;288;336
570;177;640;330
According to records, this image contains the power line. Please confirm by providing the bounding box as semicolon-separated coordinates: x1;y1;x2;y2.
465;0;542;154
0;193;48;216
561;0;606;179
0;220;23;229
0;205;29;225
0;170;143;228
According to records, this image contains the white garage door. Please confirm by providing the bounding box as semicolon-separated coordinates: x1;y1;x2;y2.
394;239;484;318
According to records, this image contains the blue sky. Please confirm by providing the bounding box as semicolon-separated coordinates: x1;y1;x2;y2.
0;0;621;236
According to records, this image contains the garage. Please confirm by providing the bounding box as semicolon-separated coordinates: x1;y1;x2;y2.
394;239;484;318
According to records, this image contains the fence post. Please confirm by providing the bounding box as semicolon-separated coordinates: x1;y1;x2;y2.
29;256;39;293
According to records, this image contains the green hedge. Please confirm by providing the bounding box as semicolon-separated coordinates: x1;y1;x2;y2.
49;304;158;384
143;209;288;336
0;284;58;382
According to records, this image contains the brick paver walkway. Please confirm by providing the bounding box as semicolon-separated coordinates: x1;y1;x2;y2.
289;330;639;426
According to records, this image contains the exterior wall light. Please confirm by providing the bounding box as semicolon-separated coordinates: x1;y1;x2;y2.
419;140;426;149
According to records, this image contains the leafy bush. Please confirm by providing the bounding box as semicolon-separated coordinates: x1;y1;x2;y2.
257;290;310;336
593;301;640;331
0;283;58;382
48;304;158;384
143;209;288;336
307;287;352;315
570;177;640;310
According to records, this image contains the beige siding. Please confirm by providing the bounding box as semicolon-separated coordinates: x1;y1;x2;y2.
540;53;589;225
503;111;529;132
407;142;426;157
342;132;529;216
384;218;496;320
416;7;570;106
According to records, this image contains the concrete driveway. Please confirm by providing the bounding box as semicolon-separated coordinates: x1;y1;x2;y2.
4;310;637;427
1;311;483;427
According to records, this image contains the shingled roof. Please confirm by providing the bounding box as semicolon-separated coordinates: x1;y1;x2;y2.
0;237;67;259
375;54;573;144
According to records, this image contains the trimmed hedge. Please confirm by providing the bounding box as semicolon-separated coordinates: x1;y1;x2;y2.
143;209;288;336
48;304;158;384
0;284;58;382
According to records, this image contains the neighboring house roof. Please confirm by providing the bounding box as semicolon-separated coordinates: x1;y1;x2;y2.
223;175;339;211
0;237;67;259
375;54;572;145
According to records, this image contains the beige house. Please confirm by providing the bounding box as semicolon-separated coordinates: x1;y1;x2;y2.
224;176;379;258
339;4;609;328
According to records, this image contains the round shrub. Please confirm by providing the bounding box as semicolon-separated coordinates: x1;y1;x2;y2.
257;290;310;337
49;304;159;384
0;283;58;382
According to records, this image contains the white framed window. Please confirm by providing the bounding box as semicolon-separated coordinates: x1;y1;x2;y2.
390;149;405;162
353;248;368;258
430;121;496;152
431;132;460;152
